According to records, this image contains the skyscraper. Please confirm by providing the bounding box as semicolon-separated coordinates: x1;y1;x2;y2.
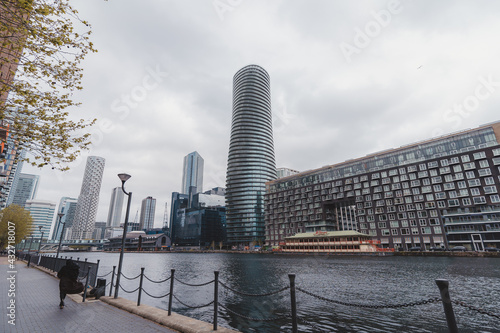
226;65;277;245
24;199;56;239
71;156;105;239
181;151;204;194
139;196;156;230
52;197;77;241
106;187;124;228
7;173;39;207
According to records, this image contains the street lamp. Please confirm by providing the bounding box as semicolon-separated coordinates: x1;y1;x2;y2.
37;225;44;253
54;213;66;270
27;234;34;254
114;173;132;299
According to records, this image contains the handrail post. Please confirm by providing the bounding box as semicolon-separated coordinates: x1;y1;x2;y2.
289;274;298;333
137;267;145;306
435;279;458;333
168;269;175;316
109;266;116;297
213;271;219;331
83;266;91;303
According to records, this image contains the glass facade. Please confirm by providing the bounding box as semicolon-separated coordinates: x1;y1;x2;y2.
266;123;500;251
226;65;277;244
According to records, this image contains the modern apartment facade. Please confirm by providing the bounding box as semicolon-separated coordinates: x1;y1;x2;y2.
106;187;124;228
181;151;204;194
8;173;39;207
226;65;277;245
266;122;500;251
52;197;77;240
24;199;56;239
139;196;156;230
71;156;105;239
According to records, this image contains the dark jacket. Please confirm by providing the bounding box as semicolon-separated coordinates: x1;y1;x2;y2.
58;260;80;281
58;260;83;294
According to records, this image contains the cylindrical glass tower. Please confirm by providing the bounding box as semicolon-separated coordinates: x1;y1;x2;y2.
226;65;277;245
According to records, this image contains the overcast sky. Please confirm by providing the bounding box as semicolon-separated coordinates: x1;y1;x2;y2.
23;0;500;230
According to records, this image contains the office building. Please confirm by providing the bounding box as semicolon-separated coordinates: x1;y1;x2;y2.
106;187;124;228
139;196;156;230
24;199;56;239
181;151;204;194
169;192;190;243
265;122;500;251
52;197;77;240
71;156;105;239
277;168;300;179
8;173;39;207
93;221;107;240
226;64;277;245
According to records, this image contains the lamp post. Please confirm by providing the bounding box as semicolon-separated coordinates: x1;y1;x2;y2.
37;225;44;253
114;173;132;299
54;213;66;267
27;234;34;254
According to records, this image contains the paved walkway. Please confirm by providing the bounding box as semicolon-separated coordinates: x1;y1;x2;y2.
0;256;178;333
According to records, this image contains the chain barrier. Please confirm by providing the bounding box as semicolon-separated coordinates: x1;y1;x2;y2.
219;281;290;297
121;272;141;280
218;302;291;322
144;274;171;284
141;288;171;299
97;271;112;278
173;294;214;309
118;284;141;294
297;287;441;309
453;300;500;320
174;277;215;287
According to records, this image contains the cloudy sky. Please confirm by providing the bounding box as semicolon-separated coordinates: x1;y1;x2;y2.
23;0;500;230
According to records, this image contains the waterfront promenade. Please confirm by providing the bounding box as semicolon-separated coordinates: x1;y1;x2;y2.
0;256;237;333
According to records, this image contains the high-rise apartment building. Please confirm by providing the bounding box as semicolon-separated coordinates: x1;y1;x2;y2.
182;151;204;194
139;196;156;230
71;156;105;239
24;199;56;239
106;187;124;228
7;173;39;207
226;65;277;245
266;121;500;251
52;197;77;240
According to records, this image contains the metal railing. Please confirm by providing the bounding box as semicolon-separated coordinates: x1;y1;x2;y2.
106;266;500;332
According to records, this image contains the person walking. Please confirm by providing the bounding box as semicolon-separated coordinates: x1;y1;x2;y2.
57;259;83;309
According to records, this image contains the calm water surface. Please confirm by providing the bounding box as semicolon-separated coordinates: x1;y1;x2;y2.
76;252;500;333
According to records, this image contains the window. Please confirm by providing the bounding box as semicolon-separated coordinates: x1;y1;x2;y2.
485;177;495;185
459;189;469;197
401;220;409;227
463;162;476;170
466;171;476;179
434;185;443;192
438;201;446;208
421;227;431;234
444;183;456;190
411;228;419;235
428;161;439;168
429;218;440;226
430;210;438;217
491;195;500;203
468;179;481;187
461;155;471;162
429;169;438;176
418;171;428;178
372;173;380;179
462;198;472;206
382;229;390;236
440;166;451;174
493;148;500;156
378;222;387;228
401;228;410;235
479;160;489;168
478;169;492;177
390;221;399;228
449;191;458;198
397;212;407;219
449;157;460;164
426;194;435;201
417;211;428;218
391;229;398;235
360;223;368;229
473;151;486;160
408;212;416;218
432;176;442;184
457;181;467;189
433;226;442;234
435;192;446;199
448;199;460;207
473;196;486;204
484;186;498;194
440;159;449;166
453;165;462;172
369;222;376;229
493;157;500;165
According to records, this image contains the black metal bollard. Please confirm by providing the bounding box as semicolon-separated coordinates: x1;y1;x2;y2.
82;266;91;303
137;268;145;306
168;269;175;316
435;279;458;333
213;271;219;331
109;266;116;297
289;274;298;333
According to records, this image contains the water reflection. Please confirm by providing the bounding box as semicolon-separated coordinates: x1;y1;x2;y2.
80;252;500;333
